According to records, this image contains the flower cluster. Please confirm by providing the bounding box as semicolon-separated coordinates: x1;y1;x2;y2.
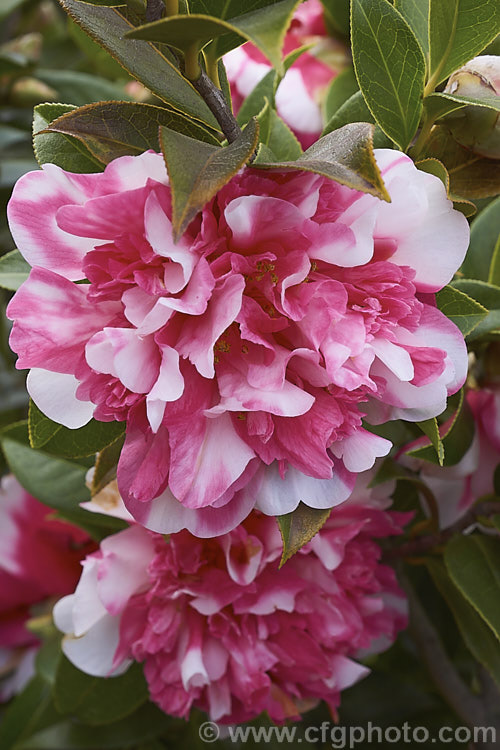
54;478;410;724
7;149;469;536
224;0;348;148
0;475;92;700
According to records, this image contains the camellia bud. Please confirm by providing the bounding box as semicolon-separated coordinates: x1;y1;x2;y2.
443;55;500;159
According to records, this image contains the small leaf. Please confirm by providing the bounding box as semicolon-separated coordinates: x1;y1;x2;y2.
54;657;148;726
406;389;475;466
58;0;219;129
159;118;259;240
45;101;220;165
256;122;390;202
428;559;500;690
323;67;359;123
91;435;125;496
451;279;500;340
278;503;331;566
415;157;449;189
34;103;103;173
351;0;426;150
321;90;374;137
29;401;125;458
445;534;500;642
427;90;500;116
424;125;500;199
0;249;30;291
435;284;488;336
427;0;500;89
416;418;444;465
256;100;302;161
461;196;500;281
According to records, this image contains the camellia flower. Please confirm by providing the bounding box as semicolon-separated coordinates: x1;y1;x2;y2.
400;388;500;527
224;0;348;148
54;480;410;724
7;148;469;536
0;475;92;700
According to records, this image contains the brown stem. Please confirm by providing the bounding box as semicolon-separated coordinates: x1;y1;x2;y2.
146;0;165;23
192;69;242;143
384;501;500;561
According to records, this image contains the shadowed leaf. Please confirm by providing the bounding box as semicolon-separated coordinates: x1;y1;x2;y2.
278;503;332;566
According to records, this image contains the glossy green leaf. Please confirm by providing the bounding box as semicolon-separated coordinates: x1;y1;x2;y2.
159;118;259;240
256;122;390;201
19;703;172;750
278;503;332;566
256;101;302;160
34;103;103;173
45;101;220;165
427;90;500;116
423;125;500;199
417;418;444;465
435;284;488;336
427;0;500;90
127;0;300;73
406;389;475;466
445;534;500;641
428;559;500;689
451;279;500;339
29;401;125;458
58;0;218;129
351;0;426;150
321;90;374;137
323;67;359;123
461;196;500;281
0;248;30;291
395;0;430;61
54;657;148;726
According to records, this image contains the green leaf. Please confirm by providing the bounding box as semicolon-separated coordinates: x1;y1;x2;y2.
256;122;391;202
417;418;444;465
0;677;56;750
488;235;500;287
159;118;259;240
19;703;172;750
423;124;500;199
278;503;332;566
351;0;426;150
321;90;374;137
406;389;475;466
29;401;125;458
45;101;220;165
427;90;500;116
54;657;148;726
35;69;130;107
435;284;488;336
415;156;449;189
34;103;103;173
427;0;500;90
445;534;500;642
236;69;277;126
428;558;500;689
451;278;500;339
395;0;430;61
461;196;500;281
256;100;302;161
91;435;125;495
323;67;359;123
127;0;301;73
58;0;219;129
319;0;350;37
0;248;30;291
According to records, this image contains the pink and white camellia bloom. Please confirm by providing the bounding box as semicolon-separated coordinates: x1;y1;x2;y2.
53;484;410;724
7;148;469;537
400;388;500;528
224;0;347;149
0;475;93;700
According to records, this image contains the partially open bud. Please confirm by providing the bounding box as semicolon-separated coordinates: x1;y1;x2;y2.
443;55;500;159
